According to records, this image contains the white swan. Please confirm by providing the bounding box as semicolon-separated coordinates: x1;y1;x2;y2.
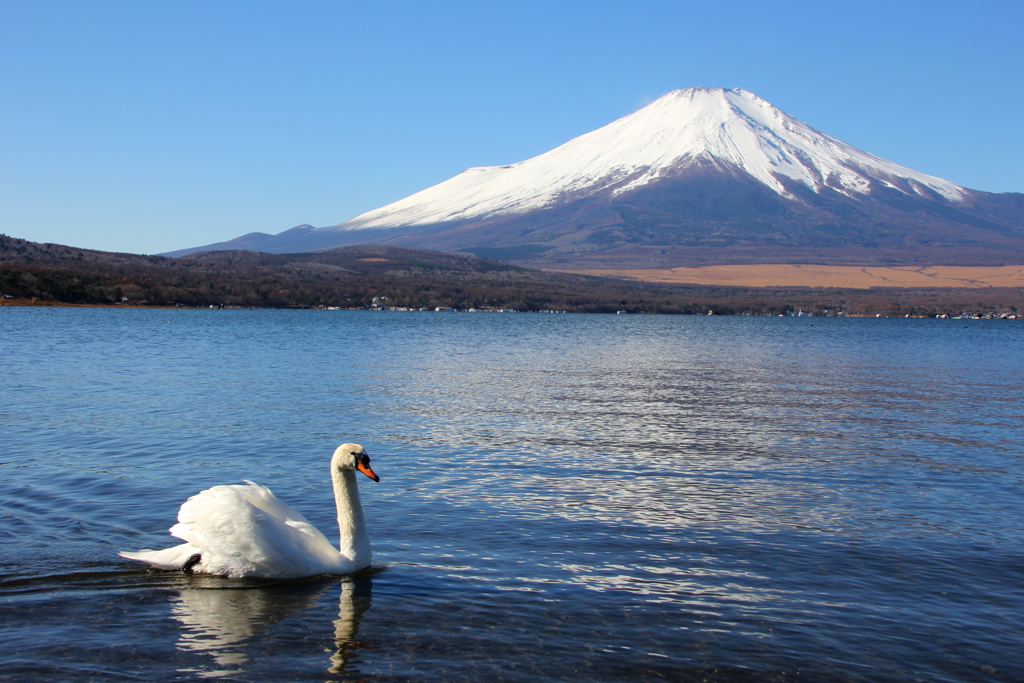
119;443;380;579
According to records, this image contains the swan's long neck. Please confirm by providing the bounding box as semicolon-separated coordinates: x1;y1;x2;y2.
331;468;371;569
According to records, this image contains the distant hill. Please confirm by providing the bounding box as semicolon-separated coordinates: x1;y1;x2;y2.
166;88;1024;269
3;234;1023;316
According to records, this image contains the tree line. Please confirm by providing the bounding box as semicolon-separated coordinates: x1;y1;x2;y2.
2;234;1021;317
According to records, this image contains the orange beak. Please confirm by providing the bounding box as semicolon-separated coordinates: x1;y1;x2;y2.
356;461;380;482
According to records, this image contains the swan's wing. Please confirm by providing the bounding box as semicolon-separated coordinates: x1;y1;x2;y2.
237;480;315;526
172;483;340;578
233;481;334;556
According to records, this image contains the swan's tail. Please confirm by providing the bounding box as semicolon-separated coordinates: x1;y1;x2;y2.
119;544;202;571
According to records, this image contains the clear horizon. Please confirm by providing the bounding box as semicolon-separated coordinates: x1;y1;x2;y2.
2;0;1021;255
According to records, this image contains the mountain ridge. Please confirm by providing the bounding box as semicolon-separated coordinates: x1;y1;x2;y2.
165;88;1024;267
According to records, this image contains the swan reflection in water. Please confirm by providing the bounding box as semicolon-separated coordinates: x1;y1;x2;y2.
329;576;374;676
170;574;374;679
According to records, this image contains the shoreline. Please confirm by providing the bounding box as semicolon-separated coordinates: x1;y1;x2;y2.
1;298;1018;318
0;298;181;309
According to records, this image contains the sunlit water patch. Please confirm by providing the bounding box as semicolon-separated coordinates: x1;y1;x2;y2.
2;308;1022;681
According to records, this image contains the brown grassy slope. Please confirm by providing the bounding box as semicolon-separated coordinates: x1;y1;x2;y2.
566;264;1024;288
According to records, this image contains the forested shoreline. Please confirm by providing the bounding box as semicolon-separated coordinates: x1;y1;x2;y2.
2;234;1021;317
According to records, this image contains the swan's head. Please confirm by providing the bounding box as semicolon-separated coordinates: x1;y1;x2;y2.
333;443;380;482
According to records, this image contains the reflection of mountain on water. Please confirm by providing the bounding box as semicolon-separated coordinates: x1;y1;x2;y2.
169;576;373;679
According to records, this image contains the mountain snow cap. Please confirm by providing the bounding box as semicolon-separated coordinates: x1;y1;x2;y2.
340;87;966;231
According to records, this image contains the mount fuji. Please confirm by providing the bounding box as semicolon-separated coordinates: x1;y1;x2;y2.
167;88;1024;268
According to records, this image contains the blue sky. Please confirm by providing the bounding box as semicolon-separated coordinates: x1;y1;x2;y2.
2;0;1021;254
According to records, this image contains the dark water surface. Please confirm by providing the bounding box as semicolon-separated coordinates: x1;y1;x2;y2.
1;308;1022;682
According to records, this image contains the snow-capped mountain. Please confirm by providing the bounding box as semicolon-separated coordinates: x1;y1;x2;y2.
166;88;1024;268
341;88;965;230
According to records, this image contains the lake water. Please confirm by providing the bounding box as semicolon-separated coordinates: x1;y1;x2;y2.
1;307;1022;682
